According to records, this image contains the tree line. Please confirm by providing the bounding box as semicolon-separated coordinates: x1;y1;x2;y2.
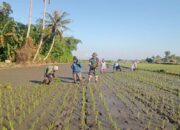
0;1;81;63
145;51;180;64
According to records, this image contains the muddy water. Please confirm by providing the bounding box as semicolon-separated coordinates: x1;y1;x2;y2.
0;63;102;85
0;64;73;85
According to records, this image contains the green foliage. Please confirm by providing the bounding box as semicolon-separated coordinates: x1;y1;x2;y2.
50;39;73;63
0;1;81;63
41;36;81;63
146;58;153;63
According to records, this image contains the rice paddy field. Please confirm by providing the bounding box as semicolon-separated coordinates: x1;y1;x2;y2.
0;64;179;130
122;63;180;76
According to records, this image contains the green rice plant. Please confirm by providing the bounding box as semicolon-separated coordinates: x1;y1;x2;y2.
18;115;23;124
4;82;12;90
155;127;159;130
9;120;14;130
172;125;177;130
47;123;54;130
137;112;140;119
6;111;10;120
97;121;103;130
81;85;86;130
161;119;166;129
2;127;8;130
178;89;180;98
29;122;35;130
0;117;3;127
147;120;151;130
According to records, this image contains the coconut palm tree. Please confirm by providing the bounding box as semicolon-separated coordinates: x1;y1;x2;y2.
32;0;47;62
164;51;171;62
33;0;53;62
26;0;32;38
43;10;71;61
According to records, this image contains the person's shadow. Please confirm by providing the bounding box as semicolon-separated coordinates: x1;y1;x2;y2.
59;76;74;83
29;80;42;85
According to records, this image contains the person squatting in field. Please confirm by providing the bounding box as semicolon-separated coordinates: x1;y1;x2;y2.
113;62;122;72
88;52;100;83
43;65;59;85
100;59;107;74
71;56;82;84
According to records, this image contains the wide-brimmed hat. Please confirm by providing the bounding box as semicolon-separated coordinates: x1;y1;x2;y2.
92;52;97;57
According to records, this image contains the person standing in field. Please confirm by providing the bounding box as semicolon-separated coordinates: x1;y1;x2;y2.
88;52;99;83
43;65;59;85
71;56;82;84
131;61;138;71
100;59;107;73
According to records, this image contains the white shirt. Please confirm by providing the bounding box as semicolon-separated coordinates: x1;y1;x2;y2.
101;62;106;69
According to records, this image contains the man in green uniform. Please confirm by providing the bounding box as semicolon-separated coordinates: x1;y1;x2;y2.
88;52;99;83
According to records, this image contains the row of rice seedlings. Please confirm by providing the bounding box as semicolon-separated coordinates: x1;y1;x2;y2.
19;84;58;127
1;81;60;130
89;84;103;130
28;84;65;130
114;72;175;113
124;71;178;97
47;84;73;130
102;72;163;126
80;85;86;130
0;78;62;129
94;83;120;130
64;85;80;130
114;72;178;129
0;86;3;127
101;75;140;117
101;74;151;129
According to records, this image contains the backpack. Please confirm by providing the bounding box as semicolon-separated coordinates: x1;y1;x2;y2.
90;58;99;69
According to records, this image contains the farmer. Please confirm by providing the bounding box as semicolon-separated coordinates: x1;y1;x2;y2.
100;59;107;74
113;62;121;72
131;61;138;71
71;56;82;84
43;65;59;85
88;52;99;83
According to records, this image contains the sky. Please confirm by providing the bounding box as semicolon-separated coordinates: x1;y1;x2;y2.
2;0;180;60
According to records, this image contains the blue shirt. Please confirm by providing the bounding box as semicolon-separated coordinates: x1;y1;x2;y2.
71;62;82;73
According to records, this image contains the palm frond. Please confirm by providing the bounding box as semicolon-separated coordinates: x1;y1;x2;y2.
62;25;71;31
61;19;72;25
60;11;69;21
46;12;56;25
